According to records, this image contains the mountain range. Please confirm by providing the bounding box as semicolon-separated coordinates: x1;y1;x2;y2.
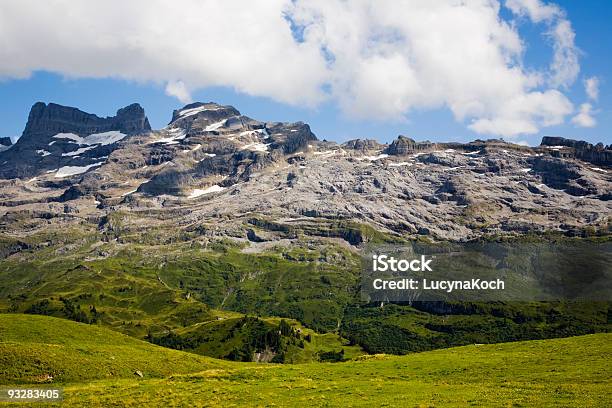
0;102;610;362
0;101;610;241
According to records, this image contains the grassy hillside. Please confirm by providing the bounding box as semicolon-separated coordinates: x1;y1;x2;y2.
341;301;611;354
0;314;609;407
148;315;364;363
0;314;230;384
0;229;609;361
0;231;360;335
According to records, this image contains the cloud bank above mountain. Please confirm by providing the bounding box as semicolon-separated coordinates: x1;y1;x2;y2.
0;0;592;137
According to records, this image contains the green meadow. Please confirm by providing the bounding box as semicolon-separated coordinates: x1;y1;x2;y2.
0;314;610;407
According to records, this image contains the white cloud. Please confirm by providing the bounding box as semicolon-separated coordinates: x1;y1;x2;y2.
570;77;600;128
290;0;575;136
584;76;599;101
468;90;572;135
0;0;585;137
165;80;192;104
549;19;579;88
0;0;328;107
506;0;579;88
505;0;562;22
571;103;596;128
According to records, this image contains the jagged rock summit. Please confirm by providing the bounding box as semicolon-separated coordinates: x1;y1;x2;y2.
135;102;317;195
0;102;151;179
22;102;150;140
540;136;611;166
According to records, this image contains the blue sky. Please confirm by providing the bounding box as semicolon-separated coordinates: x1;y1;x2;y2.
0;0;610;146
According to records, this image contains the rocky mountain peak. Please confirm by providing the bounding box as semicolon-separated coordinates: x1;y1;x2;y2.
0;102;151;179
169;102;241;128
135;102;318;195
115;103;152;133
385;135;437;156
342;139;384;152
539;136;612;166
21;102;150;142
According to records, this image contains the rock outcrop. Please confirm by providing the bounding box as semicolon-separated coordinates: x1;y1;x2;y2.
385;136;437;156
540;136;612;166
342;139;384;152
0;102;151;179
20;102;150;143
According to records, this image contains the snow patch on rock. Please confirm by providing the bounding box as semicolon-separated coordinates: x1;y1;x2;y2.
205;120;227;131
53;131;126;146
62;146;96;157
177;105;223;119
242;142;270;152
188;185;225;198
55;162;105;178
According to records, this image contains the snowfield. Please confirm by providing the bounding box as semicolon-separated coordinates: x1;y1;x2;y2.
55;162;105;178
242;142;270;152
364;153;389;161
149;128;187;145
388;161;413;167
205;120;227;132
176;105;223;119
62;146;96;157
53;131;126;146
188;185;225;198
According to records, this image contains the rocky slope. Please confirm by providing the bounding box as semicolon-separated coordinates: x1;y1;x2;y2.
0;101;610;243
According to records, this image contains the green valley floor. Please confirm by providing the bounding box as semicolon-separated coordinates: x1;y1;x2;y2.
0;314;610;407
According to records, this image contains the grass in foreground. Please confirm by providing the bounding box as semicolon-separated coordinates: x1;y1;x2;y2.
0;314;230;384
1;314;610;407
